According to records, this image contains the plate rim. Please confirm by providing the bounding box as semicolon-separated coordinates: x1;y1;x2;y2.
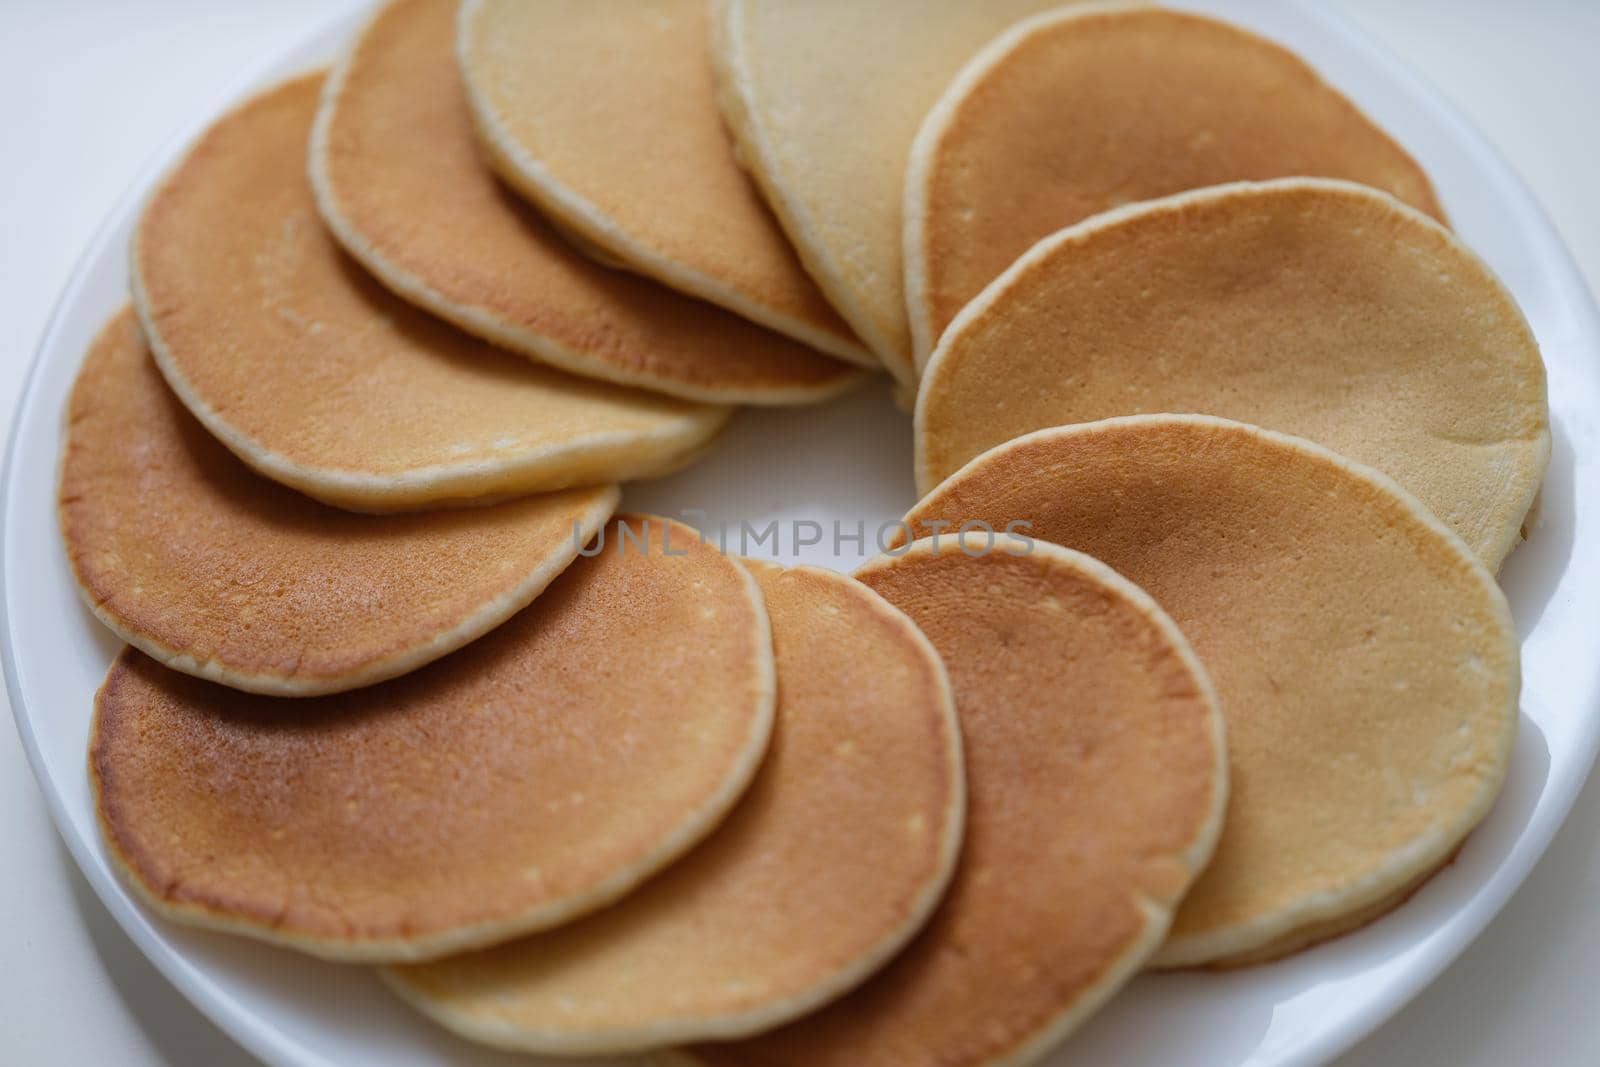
4;2;1599;1066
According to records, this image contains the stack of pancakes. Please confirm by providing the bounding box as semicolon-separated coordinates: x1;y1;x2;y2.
59;2;1546;1065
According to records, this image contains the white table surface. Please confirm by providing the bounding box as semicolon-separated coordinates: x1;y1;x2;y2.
2;1;1596;1064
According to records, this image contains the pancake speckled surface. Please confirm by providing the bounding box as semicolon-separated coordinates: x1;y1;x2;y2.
59;307;617;697
905;5;1443;364
89;516;776;962
712;0;1069;386
915;179;1548;569
681;538;1226;1066
457;0;870;367
903;416;1520;967
136;74;734;513
384;561;964;1054
313;0;862;407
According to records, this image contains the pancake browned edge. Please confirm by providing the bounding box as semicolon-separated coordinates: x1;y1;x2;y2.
88;515;776;962
59;307;619;697
455;0;873;368
901;415;1520;967
903;3;1444;367
667;537;1226;1067
382;561;964;1053
913;178;1548;569
313;0;865;408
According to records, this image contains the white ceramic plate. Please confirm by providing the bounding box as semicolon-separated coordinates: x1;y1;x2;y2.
4;1;1597;1065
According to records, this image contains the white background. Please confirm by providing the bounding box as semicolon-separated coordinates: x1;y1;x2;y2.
1;2;1597;1064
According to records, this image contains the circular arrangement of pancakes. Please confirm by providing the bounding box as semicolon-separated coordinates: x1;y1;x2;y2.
59;307;617;696
385;561;964;1054
52;0;1549;1058
712;0;1066;385
456;0;871;367
313;0;862;408
915;179;1549;568
904;5;1443;366
902;416;1520;967
89;515;775;962
679;538;1226;1066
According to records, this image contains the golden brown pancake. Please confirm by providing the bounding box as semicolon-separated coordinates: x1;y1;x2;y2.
902;416;1520;967
905;5;1444;365
712;0;1069;386
679;537;1226;1066
455;0;871;368
60;308;617;697
384;561;964;1053
915;179;1548;569
133;73;731;514
90;515;775;962
312;0;863;408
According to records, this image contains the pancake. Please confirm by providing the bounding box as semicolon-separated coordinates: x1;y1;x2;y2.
456;0;872;368
905;5;1444;366
89;514;776;962
385;561;964;1053
712;0;1067;386
915;179;1548;569
679;538;1226;1067
132;75;733;514
313;0;863;409
60;307;617;697
901;416;1520;967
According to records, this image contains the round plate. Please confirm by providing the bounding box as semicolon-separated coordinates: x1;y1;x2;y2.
4;1;1598;1065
